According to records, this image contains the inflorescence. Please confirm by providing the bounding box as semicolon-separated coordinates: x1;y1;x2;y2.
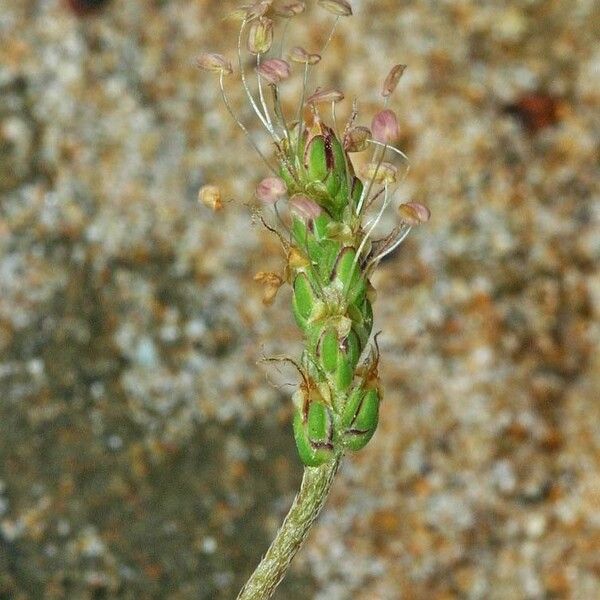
198;0;430;466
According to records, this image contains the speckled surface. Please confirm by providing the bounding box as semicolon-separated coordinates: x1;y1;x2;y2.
1;1;598;598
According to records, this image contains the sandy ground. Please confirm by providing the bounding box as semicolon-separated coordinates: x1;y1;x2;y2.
1;0;598;598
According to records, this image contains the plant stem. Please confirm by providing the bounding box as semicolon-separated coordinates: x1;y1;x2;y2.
237;455;342;600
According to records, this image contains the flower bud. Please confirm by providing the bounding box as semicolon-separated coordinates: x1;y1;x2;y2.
257;58;291;84
274;1;306;17
196;52;233;75
198;185;223;211
362;161;397;185
306;87;344;105
256;177;287;204
288;46;321;65
289;194;323;220
382;64;407;97
398;202;431;225
371;109;399;144
248;17;274;54
287;247;310;270
344;126;371;152
317;0;353;17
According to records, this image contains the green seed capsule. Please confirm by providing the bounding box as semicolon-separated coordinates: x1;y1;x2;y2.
343;329;361;370
334;355;353;392
341;386;363;429
343;388;380;451
307;401;330;442
319;328;339;373
306;135;329;182
293;409;322;466
292;273;316;329
292;403;335;467
353;388;380;431
332;329;361;392
332;247;366;305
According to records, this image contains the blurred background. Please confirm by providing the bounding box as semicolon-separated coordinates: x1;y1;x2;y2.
0;0;598;598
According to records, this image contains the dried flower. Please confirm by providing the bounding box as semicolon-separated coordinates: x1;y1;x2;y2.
198;185;223;211
382;64;407;97
344;126;371;152
254;271;284;305
289;194;323;220
257;58;291;84
288;46;321;65
362;161;398;185
317;0;353;17
273;1;306;17
398;202;431;225
256;177;288;204
248;16;274;54
287;247;310;270
196;52;233;75
371;109;399;144
306;87;344;105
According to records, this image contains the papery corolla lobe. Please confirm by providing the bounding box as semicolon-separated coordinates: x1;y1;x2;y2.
248;16;274;54
362;161;398;185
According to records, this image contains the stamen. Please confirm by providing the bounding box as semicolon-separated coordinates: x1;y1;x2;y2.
219;72;277;174
257;54;275;133
320;16;340;56
270;84;291;143
295;61;310;158
356;143;387;215
238;19;275;135
366;224;412;270
331;100;353;207
279;17;291;58
367;139;410;166
343;183;393;300
354;182;393;266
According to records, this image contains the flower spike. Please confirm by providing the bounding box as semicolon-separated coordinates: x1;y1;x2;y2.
203;5;430;599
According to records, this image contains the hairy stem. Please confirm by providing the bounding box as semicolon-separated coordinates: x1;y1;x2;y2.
237;455;342;600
